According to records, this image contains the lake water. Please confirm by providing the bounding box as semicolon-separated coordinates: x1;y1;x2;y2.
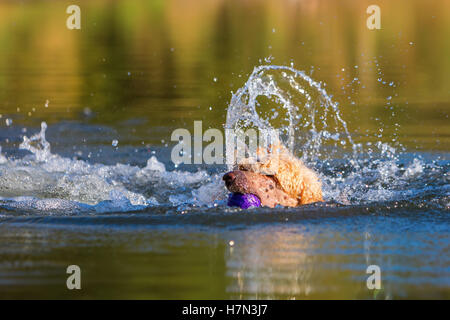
0;0;448;299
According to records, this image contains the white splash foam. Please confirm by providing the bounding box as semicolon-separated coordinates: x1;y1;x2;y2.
403;158;424;178
0;146;6;165
0;122;220;213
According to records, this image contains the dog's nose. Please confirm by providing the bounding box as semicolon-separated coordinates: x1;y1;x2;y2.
222;172;236;185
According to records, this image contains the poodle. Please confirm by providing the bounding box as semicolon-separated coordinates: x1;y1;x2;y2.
223;143;323;208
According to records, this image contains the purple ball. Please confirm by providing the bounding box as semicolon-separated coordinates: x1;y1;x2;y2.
227;193;261;209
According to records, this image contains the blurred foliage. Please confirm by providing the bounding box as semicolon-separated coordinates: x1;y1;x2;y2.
0;0;448;149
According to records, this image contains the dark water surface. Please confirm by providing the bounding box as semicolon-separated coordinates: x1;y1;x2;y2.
0;0;449;299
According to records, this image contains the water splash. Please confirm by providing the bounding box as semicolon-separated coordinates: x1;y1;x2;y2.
0;146;6;165
0;123;226;214
226;65;447;206
226;65;356;165
19;122;51;162
0;66;447;214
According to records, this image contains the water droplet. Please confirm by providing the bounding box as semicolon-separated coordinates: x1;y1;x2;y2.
213;77;217;82
83;107;92;116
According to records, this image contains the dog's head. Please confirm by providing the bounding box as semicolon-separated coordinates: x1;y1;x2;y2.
222;170;298;208
223;143;323;208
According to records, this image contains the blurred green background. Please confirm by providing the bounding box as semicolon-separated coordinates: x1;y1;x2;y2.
0;0;449;150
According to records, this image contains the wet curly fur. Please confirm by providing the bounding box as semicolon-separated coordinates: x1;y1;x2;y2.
223;144;323;207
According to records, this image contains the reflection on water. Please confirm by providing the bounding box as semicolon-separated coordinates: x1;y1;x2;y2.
225;228;317;298
0;212;448;299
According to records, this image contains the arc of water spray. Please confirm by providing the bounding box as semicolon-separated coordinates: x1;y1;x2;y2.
226;65;356;163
